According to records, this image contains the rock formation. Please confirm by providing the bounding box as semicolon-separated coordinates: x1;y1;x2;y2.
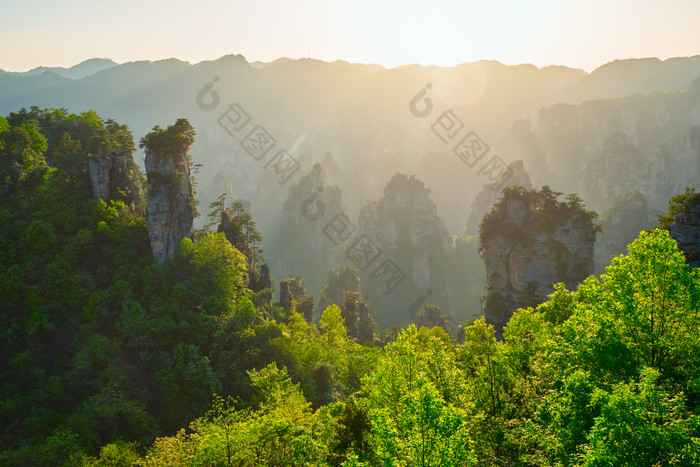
279;280;292;311
415;304;448;330
480;186;598;334
274;163;347;297
465;160;532;236
495;79;700;217
259;264;272;289
669;196;700;268
87;148;143;211
358;173;451;327
357;301;372;344
143;122;196;263
298;298;314;324
217;209;240;244
249;263;272;291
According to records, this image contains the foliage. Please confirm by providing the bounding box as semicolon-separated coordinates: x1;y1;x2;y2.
141;118;199;216
201;194;265;267
143;365;332;466
318;265;361;315
658;186;699;229
3;106;700;465
0;110;254;465
361;325;475;466
0;118;48;192
480;185;601;251
139;118;195;154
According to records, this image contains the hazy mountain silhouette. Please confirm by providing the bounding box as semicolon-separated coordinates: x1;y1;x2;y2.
559;56;700;103
1;57;118;79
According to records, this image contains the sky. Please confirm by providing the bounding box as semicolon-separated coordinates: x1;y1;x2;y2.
2;0;699;73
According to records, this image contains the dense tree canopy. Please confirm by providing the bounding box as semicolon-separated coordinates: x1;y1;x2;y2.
2;107;700;466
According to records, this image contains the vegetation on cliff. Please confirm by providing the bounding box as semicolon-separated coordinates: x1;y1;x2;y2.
479;186;601;332
2;108;700;465
479;185;601;251
659;186;700;229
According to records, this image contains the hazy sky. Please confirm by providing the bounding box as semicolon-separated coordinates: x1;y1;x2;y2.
2;0;699;72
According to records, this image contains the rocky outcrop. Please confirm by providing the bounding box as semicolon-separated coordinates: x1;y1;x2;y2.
669;197;700;268
415;304;448;330
259;264;272;289
144;144;194;263
357;301;372;344
249;263;272;292
87;148;143;211
465;160;531;236
360;174;450;286
358;173;451;327
279;280;292;311
274;163;347;297
480;186;598;334
298;298;314;324
217;209;242;249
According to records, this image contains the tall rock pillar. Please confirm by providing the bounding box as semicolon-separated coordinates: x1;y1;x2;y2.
141;119;196;263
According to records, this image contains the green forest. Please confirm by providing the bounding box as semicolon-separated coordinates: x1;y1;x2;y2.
2;108;700;466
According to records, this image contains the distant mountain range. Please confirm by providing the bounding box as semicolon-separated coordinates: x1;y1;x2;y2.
1;53;699;239
3;54;700;105
560;56;700;102
2;54;699;146
1;57;118;79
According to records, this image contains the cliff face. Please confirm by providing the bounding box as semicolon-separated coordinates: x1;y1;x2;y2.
360;174;450;288
496;79;700;215
145;145;194;263
669;198;700;268
359;173;451;327
480;187;598;333
87;148;143;211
